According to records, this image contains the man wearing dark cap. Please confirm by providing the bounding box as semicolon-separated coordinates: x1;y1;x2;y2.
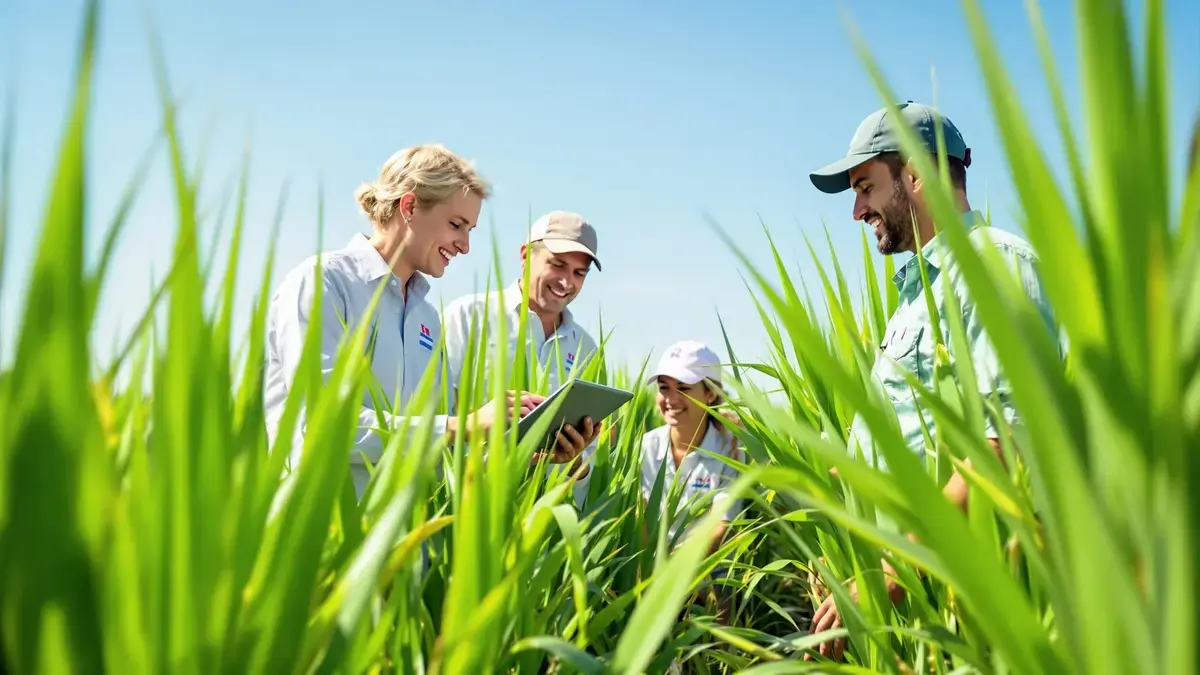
805;102;1058;660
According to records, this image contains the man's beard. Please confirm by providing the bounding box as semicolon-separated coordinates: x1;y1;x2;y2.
868;180;918;255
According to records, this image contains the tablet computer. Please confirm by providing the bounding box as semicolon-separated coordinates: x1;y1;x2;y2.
517;379;634;450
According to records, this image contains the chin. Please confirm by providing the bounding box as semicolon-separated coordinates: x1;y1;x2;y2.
536;296;566;312
422;258;448;278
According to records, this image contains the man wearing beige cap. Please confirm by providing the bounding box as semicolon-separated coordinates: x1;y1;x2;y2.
441;210;603;501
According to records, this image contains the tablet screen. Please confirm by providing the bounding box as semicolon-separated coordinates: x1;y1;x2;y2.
516;379;634;450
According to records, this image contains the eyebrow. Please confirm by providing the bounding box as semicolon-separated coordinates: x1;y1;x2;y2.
454;213;475;227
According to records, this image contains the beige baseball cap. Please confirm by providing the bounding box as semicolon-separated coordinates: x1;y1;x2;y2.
528;210;601;271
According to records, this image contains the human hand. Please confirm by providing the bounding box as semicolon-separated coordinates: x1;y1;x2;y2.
532;417;599;465
804;570;904;662
718;409;744;429
804;577;857;662
464;390;544;437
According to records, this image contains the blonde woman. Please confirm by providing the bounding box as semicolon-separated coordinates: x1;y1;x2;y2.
264;144;552;496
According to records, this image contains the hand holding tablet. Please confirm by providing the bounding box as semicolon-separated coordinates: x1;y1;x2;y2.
517;379;634;458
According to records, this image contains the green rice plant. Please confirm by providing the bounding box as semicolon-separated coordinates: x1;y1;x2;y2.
2;0;1195;672
702;0;1200;672
0;5;742;674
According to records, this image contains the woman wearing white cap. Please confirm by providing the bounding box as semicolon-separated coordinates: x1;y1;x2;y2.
640;340;744;555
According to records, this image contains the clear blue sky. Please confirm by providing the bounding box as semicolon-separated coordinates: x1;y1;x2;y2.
2;0;1198;381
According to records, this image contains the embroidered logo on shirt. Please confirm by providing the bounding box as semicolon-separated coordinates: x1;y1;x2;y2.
566;352;575;369
418;323;435;351
690;476;713;490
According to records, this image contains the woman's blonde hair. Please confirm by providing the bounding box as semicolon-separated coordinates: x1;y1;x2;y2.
354;143;492;225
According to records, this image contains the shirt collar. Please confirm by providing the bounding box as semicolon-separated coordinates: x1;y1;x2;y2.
891;209;984;290
344;233;431;300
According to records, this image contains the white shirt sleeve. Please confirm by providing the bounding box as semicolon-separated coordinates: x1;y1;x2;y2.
565;442;596;509
440;298;471;414
269;263;447;468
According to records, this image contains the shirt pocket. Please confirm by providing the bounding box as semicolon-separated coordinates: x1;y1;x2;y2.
875;324;924;404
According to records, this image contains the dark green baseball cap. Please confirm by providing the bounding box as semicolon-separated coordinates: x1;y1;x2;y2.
809;101;972;194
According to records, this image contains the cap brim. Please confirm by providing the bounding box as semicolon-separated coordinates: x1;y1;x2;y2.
808;152;880;194
542;239;602;271
644;365;718;387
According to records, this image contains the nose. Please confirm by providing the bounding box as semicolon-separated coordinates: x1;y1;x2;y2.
456;233;470;256
852;193;870;221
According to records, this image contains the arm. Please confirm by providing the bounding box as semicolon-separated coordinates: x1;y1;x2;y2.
940;242;1048;511
810;250;1041;660
566;442;595;509
708;428;745;554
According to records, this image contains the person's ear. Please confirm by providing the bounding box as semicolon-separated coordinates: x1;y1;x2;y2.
903;159;923;196
398;192;417;222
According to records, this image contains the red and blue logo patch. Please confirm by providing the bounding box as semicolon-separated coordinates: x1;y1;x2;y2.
417;323;435;351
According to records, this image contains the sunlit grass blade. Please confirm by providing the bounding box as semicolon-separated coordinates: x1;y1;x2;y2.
511;636;605;674
0;1;106;672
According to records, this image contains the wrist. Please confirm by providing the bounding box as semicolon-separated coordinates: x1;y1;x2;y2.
571;459;590;480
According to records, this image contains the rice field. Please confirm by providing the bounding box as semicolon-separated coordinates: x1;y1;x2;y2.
1;0;1197;673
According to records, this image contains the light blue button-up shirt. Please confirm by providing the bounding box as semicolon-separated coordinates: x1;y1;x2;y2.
264;233;447;496
848;213;1059;470
441;280;600;505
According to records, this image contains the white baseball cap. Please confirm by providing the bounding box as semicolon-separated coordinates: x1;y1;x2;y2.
645;340;723;386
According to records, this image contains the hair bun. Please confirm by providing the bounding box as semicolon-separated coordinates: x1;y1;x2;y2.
354;183;378;216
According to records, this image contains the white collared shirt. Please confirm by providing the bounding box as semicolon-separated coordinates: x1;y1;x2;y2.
441;279;598;398
440;280;600;506
641;422;744;542
263;233;446;496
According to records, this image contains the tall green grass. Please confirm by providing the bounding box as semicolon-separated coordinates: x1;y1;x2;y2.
1;0;1196;673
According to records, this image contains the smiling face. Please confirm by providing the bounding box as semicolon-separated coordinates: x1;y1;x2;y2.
521;244;592;315
655;375;720;430
849;157;919;255
396;189;483;278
